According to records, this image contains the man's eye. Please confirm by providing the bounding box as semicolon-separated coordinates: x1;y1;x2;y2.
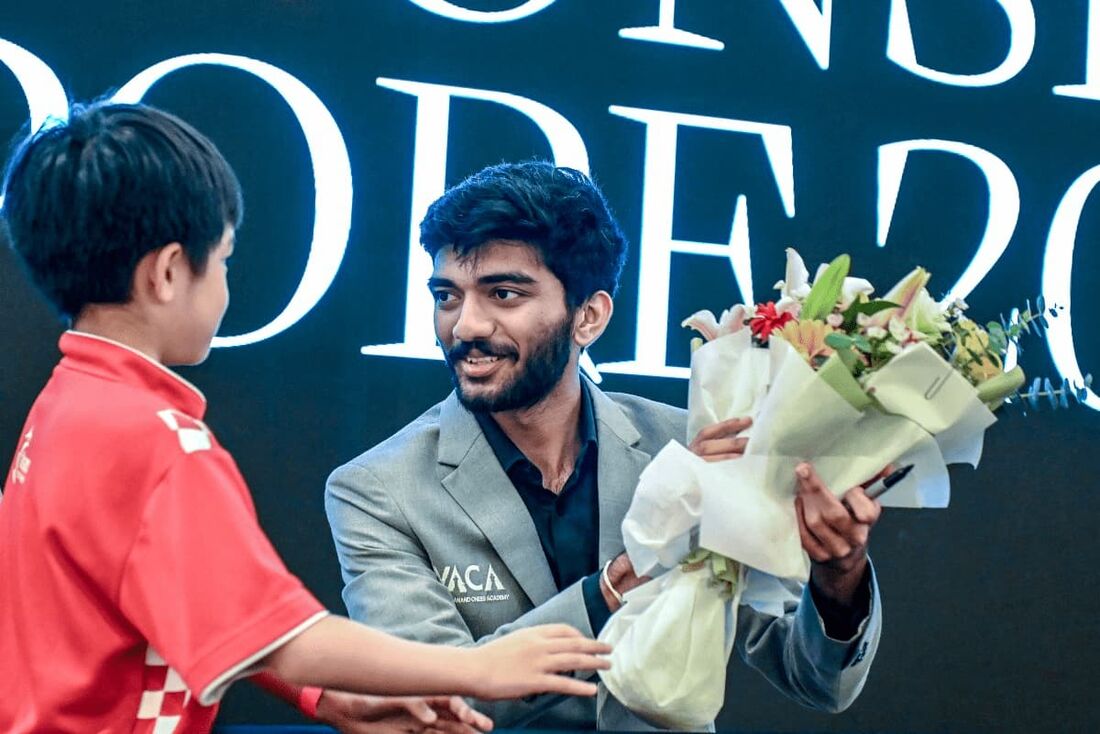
433;291;454;304
492;289;520;300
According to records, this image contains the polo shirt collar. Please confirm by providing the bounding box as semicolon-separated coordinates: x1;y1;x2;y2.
58;331;207;418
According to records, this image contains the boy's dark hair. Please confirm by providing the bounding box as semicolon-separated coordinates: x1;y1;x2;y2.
1;101;243;321
419;161;628;307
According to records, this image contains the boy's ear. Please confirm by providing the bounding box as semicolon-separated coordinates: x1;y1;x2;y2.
133;243;187;304
573;290;613;348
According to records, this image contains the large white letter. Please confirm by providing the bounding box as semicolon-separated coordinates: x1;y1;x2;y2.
878;139;1019;303
0;38;69;208
775;0;833;70
620;0;831;64
362;79;601;379
1053;0;1100;100
406;0;556;23
599;106;794;379
113;54;353;348
887;0;1035;87
619;0;725;51
1042;166;1100;410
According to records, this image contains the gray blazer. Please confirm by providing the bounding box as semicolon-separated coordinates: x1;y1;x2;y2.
325;384;881;730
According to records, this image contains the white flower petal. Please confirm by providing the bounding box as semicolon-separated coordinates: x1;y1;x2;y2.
839;277;874;308
717;304;752;335
681;310;720;342
775;297;802;317
866;325;888;340
779;248;811;299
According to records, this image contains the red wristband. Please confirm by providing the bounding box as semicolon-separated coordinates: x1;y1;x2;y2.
298;686;324;719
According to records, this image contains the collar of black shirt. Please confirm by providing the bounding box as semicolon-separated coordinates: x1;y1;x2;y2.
473;380;598;493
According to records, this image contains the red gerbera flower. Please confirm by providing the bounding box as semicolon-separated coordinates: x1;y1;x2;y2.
749;301;795;344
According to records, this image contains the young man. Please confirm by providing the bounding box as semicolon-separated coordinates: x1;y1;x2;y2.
326;162;885;730
0;104;611;734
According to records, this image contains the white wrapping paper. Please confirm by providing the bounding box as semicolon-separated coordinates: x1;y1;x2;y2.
600;329;1000;728
599;566;742;730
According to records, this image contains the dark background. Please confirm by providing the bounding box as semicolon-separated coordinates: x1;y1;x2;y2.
1;2;1098;732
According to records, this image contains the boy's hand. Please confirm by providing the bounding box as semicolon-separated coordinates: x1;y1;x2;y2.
470;624;611;700
316;692;493;734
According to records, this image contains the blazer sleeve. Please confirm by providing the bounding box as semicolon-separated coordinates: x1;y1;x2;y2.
324;460;598;727
735;565;882;713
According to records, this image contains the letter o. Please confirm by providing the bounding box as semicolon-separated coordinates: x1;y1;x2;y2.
407;0;557;23
113;53;353;347
0;38;69;208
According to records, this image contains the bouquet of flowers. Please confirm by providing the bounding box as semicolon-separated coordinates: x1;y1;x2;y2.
597;248;1082;728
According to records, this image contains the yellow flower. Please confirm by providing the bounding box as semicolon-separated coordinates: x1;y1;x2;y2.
777;320;836;362
954;317;1002;383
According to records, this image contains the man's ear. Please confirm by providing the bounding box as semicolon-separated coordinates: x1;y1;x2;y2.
132;243;187;305
574;290;614;348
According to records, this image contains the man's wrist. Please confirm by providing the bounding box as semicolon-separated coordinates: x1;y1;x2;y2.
809;557;872;640
810;553;868;606
599;560;625;612
582;573;613;633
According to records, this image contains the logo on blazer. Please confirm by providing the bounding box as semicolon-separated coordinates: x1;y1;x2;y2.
436;563;511;604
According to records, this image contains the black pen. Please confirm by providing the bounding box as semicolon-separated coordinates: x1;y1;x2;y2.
864;463;915;500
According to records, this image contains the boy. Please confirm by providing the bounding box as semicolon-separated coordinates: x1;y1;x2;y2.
0;102;610;733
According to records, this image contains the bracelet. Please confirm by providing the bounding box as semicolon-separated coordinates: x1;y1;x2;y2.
601;559;625;605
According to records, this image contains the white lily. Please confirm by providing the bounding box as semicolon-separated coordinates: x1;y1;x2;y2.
773;248;875;314
773;248;811;315
870;267;950;341
681;304;753;342
813;262;875;309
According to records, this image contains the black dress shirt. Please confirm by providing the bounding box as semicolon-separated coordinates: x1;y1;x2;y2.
474;384;612;633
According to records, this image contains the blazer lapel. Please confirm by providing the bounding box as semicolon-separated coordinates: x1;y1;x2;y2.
436;393;558;606
588;383;653;563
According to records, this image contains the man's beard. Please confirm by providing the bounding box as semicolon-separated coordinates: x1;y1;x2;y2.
444;313;574;413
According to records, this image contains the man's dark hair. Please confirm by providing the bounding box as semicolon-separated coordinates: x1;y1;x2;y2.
419;161;628;307
1;101;243;321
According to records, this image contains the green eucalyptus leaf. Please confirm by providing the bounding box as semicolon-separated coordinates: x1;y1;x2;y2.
987;330;1007;355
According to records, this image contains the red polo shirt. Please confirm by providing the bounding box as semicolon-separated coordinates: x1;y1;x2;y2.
0;332;327;733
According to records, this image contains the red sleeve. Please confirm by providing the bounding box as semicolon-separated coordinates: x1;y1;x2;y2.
118;444;327;705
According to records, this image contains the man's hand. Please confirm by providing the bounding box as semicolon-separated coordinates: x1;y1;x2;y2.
794;462;885;608
600;553;650;613
470;624;611;700
688;417;752;462
316;692;493;734
597;417;752;614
